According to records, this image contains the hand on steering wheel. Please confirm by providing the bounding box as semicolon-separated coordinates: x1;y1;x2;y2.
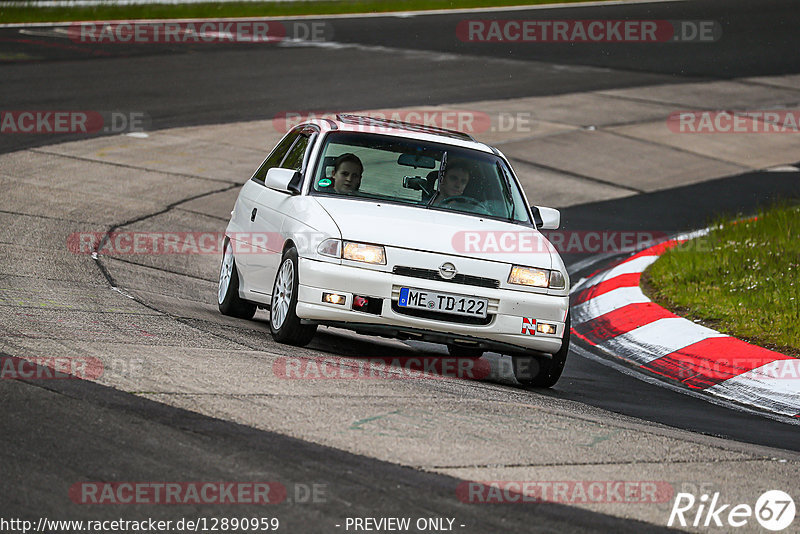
440;195;491;215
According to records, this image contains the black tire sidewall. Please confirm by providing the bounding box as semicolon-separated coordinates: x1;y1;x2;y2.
218;239;256;319
269;247;316;345
514;313;570;388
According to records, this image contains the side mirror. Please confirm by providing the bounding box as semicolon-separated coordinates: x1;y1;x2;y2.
265;167;302;195
402;175;432;196
531;206;560;230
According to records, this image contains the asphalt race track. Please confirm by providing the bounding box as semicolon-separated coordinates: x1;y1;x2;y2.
2;0;800;532
2;0;800;155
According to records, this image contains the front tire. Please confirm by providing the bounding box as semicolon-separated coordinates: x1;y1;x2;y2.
218;238;257;319
513;313;570;388
269;247;317;346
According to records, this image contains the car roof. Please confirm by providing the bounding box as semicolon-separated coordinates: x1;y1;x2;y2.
300;114;498;155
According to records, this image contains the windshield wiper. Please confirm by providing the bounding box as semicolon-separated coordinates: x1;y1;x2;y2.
496;162;516;221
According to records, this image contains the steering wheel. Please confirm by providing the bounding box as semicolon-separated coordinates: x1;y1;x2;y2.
440;195;489;213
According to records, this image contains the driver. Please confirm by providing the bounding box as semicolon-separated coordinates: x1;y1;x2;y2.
433;161;471;205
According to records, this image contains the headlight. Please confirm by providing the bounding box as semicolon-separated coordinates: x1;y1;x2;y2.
343;241;386;265
508;266;549;287
508;265;565;289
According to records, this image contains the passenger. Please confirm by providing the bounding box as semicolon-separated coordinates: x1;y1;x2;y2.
331;153;363;194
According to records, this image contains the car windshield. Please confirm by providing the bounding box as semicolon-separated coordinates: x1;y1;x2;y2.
310;131;531;224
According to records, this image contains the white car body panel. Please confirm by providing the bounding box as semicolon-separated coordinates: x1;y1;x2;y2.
312;197;554;269
226;178;262;283
228;191;342;304
245;186;289;298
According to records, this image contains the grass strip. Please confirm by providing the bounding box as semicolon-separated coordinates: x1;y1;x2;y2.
1;0;607;24
644;203;800;356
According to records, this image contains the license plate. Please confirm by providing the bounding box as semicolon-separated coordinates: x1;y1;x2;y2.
398;287;488;318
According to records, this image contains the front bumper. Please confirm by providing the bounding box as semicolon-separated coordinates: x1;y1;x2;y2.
295;258;569;354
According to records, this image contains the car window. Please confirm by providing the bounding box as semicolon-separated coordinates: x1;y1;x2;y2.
311;132;531;224
251;131;299;183
280;135;310;171
317;141;429;202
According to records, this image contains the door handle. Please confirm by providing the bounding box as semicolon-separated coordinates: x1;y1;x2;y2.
250;208;257;222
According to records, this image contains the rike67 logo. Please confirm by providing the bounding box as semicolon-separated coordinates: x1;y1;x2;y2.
669;490;795;531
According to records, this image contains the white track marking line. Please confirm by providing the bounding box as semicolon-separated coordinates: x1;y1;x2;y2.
572;285;649;323
599;317;726;366
706;361;800;418
578;254;658;291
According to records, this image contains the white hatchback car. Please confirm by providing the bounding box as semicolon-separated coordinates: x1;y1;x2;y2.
219;114;570;387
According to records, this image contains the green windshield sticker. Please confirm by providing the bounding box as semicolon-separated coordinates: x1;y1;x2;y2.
319;178;332;187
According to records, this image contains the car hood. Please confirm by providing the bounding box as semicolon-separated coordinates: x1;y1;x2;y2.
313;197;554;268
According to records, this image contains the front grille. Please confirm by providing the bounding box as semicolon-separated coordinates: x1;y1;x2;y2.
390;301;493;325
393;266;500;289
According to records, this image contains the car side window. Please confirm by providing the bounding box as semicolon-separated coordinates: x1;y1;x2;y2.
280;135;310;171
252;132;299;183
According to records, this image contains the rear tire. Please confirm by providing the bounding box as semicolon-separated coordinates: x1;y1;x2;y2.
513;313;570;388
218;238;257;320
269;247;317;346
